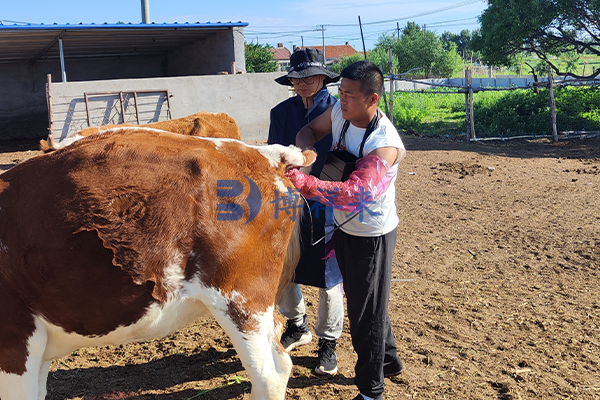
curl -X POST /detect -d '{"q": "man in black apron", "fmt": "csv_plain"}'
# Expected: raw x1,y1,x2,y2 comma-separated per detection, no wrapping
268,48,344,375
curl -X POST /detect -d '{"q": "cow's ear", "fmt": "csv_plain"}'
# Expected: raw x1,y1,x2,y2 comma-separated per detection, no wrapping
300,149,317,167
277,146,316,170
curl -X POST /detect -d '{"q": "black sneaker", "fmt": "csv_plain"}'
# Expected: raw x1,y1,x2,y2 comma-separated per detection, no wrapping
280,315,312,352
315,338,338,375
383,358,404,377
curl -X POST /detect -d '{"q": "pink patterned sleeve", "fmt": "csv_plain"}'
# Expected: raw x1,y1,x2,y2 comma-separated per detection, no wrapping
284,155,392,212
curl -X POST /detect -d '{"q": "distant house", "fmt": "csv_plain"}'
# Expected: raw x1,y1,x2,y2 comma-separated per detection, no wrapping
296,43,359,65
269,43,292,72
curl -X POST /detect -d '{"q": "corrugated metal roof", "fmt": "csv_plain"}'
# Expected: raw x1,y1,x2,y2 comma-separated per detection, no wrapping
0,22,248,63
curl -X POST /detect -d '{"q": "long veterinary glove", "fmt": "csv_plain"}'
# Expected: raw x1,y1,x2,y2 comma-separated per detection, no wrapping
285,154,392,212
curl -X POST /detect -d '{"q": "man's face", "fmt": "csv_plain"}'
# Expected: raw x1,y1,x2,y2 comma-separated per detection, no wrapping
338,78,370,123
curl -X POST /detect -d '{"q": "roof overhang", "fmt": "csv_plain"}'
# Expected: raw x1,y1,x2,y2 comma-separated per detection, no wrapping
0,22,248,64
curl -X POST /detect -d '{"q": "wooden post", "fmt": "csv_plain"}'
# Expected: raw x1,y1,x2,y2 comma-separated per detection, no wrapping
388,48,394,124
548,66,558,143
380,64,389,117
133,92,141,125
45,74,55,148
465,69,476,140
119,92,126,124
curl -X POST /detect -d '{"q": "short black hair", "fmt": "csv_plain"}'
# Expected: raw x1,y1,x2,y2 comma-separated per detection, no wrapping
340,60,384,101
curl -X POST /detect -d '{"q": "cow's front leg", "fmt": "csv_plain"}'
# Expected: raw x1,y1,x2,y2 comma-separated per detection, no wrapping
0,318,48,400
204,300,292,400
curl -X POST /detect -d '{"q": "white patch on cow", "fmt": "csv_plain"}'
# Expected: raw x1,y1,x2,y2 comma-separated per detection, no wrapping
56,127,179,149
56,133,85,148
250,144,306,169
187,137,307,170
36,276,231,362
2,273,291,400
184,278,292,399
235,306,292,399
199,137,241,149
39,282,210,362
162,252,185,300
273,176,288,193
100,126,174,136
0,317,48,400
0,239,8,253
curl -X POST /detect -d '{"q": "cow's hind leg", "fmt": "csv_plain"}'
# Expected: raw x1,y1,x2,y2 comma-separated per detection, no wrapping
0,318,48,400
210,305,292,400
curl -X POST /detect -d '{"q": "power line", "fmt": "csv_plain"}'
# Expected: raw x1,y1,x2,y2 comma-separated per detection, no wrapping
247,0,485,49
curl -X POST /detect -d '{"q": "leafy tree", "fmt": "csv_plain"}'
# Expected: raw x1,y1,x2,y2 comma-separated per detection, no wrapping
367,34,399,75
474,0,600,78
330,53,365,74
245,42,277,73
441,29,481,62
392,22,463,78
370,23,463,78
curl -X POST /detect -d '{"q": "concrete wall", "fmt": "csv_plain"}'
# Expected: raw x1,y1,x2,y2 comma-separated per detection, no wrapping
0,27,247,141
49,72,291,144
391,76,586,90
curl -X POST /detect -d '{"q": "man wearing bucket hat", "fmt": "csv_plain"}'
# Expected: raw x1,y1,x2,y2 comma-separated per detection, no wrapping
268,48,344,376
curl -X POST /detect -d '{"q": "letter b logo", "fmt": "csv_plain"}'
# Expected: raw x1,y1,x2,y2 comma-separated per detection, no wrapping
216,177,261,223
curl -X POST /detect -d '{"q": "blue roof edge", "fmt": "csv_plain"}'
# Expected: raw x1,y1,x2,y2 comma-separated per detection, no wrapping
0,21,249,29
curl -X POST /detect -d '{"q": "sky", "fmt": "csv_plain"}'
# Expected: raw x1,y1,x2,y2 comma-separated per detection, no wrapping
0,0,488,51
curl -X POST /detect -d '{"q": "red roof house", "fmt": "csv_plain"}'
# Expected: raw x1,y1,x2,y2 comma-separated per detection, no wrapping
299,43,359,63
269,43,292,72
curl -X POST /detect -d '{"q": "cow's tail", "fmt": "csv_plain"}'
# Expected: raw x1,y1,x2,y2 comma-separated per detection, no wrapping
274,147,315,303
276,214,302,303
39,133,57,153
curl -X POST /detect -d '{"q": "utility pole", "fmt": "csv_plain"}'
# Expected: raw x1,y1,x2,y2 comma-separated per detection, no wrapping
358,16,367,59
397,22,400,39
317,25,327,60
141,0,150,24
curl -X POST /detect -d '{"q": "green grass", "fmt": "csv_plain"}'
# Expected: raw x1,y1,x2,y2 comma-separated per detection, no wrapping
389,85,600,138
391,89,466,136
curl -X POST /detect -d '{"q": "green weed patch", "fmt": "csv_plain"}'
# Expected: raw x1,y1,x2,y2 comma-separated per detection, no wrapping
390,86,600,138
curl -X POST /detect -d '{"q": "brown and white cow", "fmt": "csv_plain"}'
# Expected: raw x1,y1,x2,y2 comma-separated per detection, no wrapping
0,127,315,400
41,111,241,151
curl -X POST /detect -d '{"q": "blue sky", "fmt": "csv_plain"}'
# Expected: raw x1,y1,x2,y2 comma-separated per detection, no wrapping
1,0,488,50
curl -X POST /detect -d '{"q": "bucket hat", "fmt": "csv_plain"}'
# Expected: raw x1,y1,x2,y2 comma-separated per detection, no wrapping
275,48,339,86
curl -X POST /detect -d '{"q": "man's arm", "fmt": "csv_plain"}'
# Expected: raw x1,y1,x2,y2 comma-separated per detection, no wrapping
368,146,405,166
296,105,334,149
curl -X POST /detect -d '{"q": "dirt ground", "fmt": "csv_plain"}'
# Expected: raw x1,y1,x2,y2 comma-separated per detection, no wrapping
1,134,599,400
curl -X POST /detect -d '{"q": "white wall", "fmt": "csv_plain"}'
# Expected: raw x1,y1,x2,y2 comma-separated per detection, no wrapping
49,72,291,144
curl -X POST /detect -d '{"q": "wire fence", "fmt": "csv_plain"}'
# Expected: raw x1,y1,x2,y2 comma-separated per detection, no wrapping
383,68,600,142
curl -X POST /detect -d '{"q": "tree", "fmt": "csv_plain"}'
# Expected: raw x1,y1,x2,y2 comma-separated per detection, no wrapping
474,0,600,78
441,29,481,62
385,22,463,78
245,42,278,73
330,53,365,74
367,34,399,75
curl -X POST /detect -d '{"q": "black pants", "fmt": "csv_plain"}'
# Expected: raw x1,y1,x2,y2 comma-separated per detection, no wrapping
334,228,400,398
